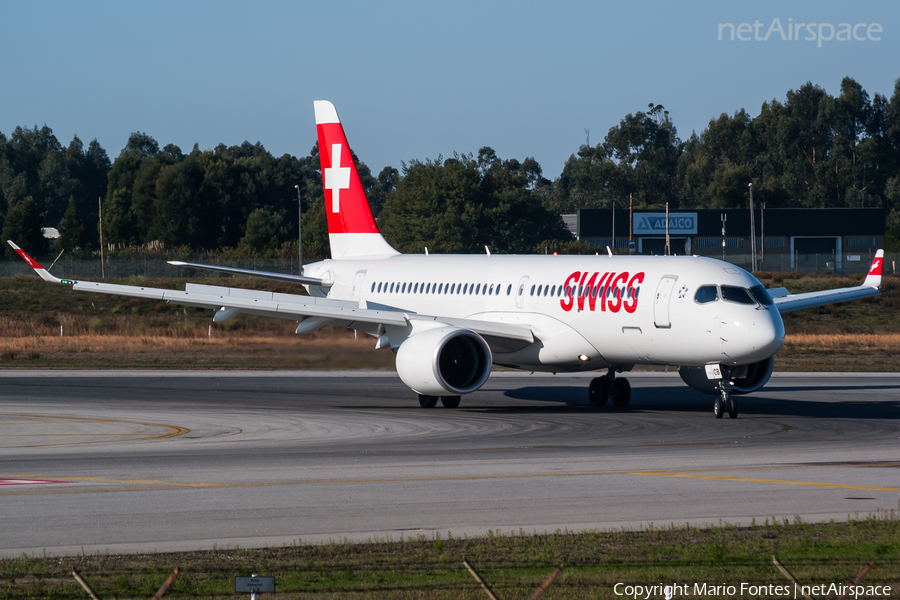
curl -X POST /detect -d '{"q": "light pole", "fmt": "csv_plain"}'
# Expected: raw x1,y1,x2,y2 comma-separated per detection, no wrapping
295,184,302,270
749,182,757,272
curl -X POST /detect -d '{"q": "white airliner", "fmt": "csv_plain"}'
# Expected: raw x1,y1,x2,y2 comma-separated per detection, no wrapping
9,100,885,418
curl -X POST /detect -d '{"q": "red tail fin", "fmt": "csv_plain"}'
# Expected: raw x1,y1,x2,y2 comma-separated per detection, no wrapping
314,101,398,259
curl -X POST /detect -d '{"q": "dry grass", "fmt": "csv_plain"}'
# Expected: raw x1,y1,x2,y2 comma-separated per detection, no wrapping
784,333,900,350
0,329,396,370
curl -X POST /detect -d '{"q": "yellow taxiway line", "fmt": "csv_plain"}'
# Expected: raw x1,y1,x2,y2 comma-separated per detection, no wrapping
2,462,899,496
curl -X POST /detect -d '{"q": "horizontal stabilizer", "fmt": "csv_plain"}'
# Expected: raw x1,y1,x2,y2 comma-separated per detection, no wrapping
168,261,325,286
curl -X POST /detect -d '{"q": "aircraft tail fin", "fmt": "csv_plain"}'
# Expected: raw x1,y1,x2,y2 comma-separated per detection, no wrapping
862,249,884,289
314,100,399,259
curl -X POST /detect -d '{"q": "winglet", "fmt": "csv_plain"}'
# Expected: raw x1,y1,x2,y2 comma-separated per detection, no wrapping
6,241,65,284
862,249,884,289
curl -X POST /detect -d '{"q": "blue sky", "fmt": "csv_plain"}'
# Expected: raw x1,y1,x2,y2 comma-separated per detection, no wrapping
2,0,897,179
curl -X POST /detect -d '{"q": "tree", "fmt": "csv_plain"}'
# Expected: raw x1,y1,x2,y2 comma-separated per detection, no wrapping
379,150,571,254
56,196,86,252
2,196,46,257
239,208,286,253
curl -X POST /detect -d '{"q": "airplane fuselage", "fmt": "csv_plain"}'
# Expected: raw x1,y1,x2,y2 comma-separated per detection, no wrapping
304,253,786,372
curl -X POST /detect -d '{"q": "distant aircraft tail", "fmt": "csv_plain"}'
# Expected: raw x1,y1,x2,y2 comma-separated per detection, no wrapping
862,249,884,289
314,100,399,259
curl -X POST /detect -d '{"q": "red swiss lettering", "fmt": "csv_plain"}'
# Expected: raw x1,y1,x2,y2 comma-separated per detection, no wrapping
560,271,580,312
623,272,645,313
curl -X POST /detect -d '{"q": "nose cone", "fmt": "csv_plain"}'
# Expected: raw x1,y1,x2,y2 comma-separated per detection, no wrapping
747,309,785,361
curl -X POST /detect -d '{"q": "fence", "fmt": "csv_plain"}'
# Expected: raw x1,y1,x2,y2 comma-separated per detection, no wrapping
0,252,897,279
0,256,305,279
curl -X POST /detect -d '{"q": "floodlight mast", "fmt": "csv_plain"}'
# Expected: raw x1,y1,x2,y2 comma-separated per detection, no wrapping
295,184,302,269
749,183,757,272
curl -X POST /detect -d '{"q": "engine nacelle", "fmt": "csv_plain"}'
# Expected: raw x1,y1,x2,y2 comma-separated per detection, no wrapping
395,326,492,396
678,356,775,396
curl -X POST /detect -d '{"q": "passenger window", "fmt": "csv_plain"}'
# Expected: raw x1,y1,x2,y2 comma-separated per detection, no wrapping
749,284,774,306
476,284,481,294
694,285,718,304
721,285,756,305
530,285,535,296
507,284,512,295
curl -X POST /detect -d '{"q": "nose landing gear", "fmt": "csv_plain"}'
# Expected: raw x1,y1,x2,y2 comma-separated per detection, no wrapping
714,385,738,419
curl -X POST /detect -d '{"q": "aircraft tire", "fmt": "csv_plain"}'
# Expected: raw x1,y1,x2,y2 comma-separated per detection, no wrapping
418,394,439,408
588,376,610,407
714,397,725,419
440,396,461,408
727,397,738,419
610,378,631,406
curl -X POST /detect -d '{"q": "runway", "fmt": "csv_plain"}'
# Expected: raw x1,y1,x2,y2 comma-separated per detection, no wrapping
1,371,899,557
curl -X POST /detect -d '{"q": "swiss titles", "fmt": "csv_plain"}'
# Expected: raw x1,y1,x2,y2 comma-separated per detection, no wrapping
560,271,645,314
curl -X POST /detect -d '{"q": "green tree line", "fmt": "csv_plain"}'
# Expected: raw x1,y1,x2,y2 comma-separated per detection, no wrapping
3,76,900,260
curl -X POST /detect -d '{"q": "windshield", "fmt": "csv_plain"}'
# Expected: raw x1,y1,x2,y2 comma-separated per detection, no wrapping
749,284,774,306
721,285,756,305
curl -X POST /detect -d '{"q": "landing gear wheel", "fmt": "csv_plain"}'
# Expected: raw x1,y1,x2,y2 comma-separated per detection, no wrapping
714,397,725,419
727,396,738,419
418,394,438,408
588,376,610,407
440,396,461,408
610,378,631,406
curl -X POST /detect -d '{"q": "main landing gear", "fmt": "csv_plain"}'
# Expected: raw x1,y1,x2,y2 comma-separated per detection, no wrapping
588,368,631,408
418,394,461,408
713,385,738,419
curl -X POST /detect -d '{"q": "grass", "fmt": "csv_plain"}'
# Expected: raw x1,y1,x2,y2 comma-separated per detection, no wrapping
0,273,897,371
1,517,898,599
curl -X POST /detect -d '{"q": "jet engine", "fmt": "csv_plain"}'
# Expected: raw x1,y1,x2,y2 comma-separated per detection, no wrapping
395,326,492,396
678,356,775,396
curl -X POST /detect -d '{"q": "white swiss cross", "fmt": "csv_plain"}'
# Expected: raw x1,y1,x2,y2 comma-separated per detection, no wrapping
324,143,351,213
870,259,882,274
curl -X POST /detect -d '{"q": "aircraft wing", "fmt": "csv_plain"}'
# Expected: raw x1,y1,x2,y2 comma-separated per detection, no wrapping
770,250,883,314
7,241,534,352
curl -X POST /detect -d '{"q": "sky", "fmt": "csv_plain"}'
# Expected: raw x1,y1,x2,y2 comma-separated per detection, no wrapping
2,0,898,180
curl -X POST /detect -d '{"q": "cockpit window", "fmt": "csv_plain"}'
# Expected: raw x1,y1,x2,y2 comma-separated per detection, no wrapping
694,285,718,304
721,285,756,305
749,284,774,306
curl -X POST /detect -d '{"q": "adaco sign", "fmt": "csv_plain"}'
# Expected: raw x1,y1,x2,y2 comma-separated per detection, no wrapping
634,213,697,235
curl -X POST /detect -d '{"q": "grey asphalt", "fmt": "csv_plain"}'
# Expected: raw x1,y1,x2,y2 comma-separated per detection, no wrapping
1,371,898,557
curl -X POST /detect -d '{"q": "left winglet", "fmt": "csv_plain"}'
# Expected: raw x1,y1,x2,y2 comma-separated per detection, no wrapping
6,241,67,284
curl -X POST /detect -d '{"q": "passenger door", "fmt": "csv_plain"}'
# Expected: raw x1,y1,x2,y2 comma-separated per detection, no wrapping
654,275,677,328
515,276,529,309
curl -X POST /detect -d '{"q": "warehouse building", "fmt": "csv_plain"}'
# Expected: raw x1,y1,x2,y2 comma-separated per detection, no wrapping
577,207,885,274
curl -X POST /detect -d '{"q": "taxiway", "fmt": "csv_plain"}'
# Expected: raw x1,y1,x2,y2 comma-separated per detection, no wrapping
1,371,898,556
